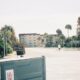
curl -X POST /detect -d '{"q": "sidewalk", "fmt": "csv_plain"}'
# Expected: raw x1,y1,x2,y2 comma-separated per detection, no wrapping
6,51,17,58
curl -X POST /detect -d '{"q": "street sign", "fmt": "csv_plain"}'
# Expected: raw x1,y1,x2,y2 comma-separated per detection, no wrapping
6,69,14,80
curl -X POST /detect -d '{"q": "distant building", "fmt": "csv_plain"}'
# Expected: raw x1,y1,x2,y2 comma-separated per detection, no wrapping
19,33,60,47
77,25,80,36
19,33,44,47
77,17,80,36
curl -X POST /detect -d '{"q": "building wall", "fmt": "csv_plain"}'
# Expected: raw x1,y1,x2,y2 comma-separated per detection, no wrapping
19,33,59,47
19,33,44,47
77,25,80,36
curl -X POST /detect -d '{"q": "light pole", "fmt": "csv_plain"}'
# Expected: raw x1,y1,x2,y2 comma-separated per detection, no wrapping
3,35,6,58
2,32,6,58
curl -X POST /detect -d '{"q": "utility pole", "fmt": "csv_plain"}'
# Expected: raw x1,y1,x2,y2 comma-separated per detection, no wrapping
3,32,7,58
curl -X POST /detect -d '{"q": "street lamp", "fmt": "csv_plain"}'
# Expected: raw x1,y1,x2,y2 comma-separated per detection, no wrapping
3,35,6,58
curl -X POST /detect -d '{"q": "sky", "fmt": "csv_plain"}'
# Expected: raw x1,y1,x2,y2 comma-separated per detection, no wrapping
0,0,80,38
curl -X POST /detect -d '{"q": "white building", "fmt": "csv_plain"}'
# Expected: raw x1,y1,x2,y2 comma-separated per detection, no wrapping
77,17,80,36
77,25,80,36
19,33,44,47
19,33,60,47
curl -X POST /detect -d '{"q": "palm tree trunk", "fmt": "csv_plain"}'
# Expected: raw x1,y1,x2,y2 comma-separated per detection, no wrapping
67,29,69,38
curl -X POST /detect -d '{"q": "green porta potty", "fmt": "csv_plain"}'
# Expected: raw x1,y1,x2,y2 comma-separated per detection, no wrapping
0,56,46,80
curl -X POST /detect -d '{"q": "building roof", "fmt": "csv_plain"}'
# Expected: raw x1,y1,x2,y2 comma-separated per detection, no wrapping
19,33,58,37
19,33,40,36
48,34,58,36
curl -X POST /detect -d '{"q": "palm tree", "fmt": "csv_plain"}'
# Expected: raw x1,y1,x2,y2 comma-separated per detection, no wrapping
65,24,72,38
60,35,65,47
56,29,62,36
56,29,63,46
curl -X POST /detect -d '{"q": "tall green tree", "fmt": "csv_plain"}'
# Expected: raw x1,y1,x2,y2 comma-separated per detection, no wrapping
56,29,63,46
1,25,18,48
0,25,17,57
65,24,72,38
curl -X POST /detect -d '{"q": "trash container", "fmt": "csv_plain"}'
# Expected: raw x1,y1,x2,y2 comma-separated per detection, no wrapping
0,56,46,80
16,49,25,56
14,45,25,56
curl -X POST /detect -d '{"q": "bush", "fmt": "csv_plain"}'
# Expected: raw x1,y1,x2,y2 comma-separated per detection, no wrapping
6,43,13,54
0,46,4,58
0,41,13,58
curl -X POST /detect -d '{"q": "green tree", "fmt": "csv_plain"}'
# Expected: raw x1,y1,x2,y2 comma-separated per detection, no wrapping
43,33,53,47
65,24,72,38
71,36,77,40
56,29,62,36
46,35,53,47
60,35,65,47
0,25,18,58
0,38,4,57
0,38,13,57
56,29,64,46
1,25,18,48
